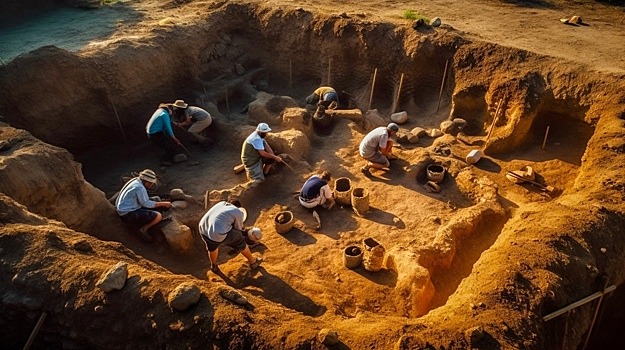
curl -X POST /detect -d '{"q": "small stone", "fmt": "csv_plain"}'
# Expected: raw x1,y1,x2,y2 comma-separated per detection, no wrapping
410,127,427,137
94,305,104,313
168,282,201,311
392,217,400,224
600,248,607,253
428,129,443,138
170,189,186,200
235,63,245,76
440,120,455,134
430,17,442,27
96,261,128,293
390,111,408,124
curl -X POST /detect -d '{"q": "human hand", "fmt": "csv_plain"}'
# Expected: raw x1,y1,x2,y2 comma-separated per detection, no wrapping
275,156,283,163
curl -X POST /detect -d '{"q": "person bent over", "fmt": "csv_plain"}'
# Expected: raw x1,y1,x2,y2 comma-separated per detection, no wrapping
115,169,172,242
299,171,335,210
171,100,214,145
359,123,399,174
240,123,283,183
306,86,338,107
146,103,186,166
199,199,263,273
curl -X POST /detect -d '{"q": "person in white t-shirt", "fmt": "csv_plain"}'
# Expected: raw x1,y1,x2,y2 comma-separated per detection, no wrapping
359,123,399,174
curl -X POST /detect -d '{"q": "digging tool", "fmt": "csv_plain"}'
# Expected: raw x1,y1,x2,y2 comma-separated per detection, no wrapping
282,160,297,174
505,171,555,193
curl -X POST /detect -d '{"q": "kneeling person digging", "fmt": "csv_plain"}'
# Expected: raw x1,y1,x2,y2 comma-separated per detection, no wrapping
299,171,335,228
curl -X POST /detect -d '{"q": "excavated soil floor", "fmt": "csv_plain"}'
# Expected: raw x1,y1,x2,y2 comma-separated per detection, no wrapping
1,1,625,349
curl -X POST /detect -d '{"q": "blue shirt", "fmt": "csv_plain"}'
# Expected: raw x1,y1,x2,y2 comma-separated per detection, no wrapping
146,108,174,137
199,201,244,242
115,178,157,216
300,175,327,200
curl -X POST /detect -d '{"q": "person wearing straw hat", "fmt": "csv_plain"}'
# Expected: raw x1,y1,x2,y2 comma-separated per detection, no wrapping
171,100,214,146
199,199,263,273
115,169,173,242
146,103,187,166
359,123,399,174
240,122,283,183
299,171,335,210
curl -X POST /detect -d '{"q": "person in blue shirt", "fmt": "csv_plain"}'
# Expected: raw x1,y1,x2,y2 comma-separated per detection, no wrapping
115,169,173,242
198,199,263,273
299,171,334,210
146,103,186,166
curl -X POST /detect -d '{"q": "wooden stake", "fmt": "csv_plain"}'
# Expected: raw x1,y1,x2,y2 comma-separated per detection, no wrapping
485,97,504,144
542,126,550,150
582,281,611,350
327,58,332,87
436,59,449,113
368,68,378,111
393,73,404,113
560,311,571,350
23,312,47,350
106,91,129,148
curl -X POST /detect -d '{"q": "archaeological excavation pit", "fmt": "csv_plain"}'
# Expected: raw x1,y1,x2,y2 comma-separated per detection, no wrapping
1,1,625,349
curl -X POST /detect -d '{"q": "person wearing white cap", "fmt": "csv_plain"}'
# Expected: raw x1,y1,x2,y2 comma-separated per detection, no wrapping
171,100,214,145
115,169,173,242
240,122,283,183
199,199,263,272
359,123,399,174
146,102,187,166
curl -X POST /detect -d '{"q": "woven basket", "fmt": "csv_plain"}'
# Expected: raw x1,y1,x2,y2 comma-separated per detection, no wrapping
363,237,385,272
274,211,294,234
343,245,363,269
334,177,352,206
351,187,369,214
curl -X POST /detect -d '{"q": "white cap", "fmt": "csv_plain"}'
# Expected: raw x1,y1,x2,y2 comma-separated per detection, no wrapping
256,123,271,133
247,227,262,242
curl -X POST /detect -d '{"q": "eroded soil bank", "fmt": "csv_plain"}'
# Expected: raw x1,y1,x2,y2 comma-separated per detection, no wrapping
1,1,625,349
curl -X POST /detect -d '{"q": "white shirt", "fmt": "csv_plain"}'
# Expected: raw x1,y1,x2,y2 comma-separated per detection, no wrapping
359,127,389,158
198,201,244,242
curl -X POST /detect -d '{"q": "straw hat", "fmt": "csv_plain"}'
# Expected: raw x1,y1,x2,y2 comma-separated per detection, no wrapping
172,100,188,108
138,169,157,184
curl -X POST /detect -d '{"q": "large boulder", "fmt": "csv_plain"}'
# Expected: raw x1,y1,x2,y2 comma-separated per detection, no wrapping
281,107,312,136
266,129,310,161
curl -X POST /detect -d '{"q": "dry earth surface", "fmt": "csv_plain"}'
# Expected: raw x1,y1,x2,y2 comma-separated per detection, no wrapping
1,0,625,349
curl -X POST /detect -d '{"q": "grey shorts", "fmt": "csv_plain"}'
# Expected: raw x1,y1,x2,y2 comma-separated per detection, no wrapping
201,228,246,253
364,151,389,167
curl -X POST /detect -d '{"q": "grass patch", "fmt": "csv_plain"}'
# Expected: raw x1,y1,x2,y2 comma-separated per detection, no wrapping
402,10,429,22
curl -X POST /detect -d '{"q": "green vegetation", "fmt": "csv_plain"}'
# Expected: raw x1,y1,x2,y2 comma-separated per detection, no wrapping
402,10,429,22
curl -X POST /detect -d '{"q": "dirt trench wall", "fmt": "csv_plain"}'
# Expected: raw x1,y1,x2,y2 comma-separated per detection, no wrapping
0,124,126,240
0,2,463,154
